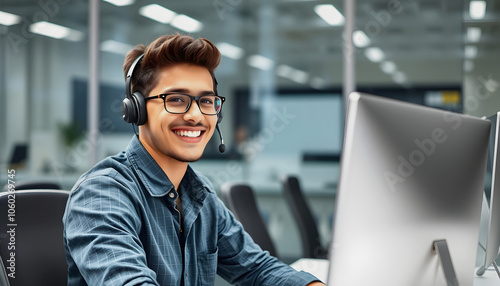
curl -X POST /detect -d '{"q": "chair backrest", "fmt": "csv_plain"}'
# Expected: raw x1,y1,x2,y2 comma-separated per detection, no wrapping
0,190,70,286
221,183,278,257
282,176,328,259
0,255,9,286
2,180,62,192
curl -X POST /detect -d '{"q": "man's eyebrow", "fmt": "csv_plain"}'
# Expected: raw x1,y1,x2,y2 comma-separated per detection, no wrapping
160,88,216,96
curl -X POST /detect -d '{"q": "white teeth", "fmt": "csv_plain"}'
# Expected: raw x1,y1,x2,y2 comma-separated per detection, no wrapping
175,130,201,137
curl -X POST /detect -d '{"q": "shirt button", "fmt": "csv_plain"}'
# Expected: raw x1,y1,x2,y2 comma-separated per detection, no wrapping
169,192,175,199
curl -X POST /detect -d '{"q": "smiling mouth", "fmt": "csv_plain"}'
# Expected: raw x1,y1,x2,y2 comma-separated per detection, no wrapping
174,130,202,138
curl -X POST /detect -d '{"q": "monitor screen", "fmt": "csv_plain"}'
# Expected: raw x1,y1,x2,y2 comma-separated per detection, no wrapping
477,111,500,276
327,92,490,285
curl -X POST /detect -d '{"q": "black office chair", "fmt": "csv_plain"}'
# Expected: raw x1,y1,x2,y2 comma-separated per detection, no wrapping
0,190,70,286
282,175,328,259
221,183,278,257
0,255,9,286
2,180,62,192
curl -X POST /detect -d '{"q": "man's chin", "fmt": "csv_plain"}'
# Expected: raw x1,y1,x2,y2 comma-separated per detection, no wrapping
171,152,204,163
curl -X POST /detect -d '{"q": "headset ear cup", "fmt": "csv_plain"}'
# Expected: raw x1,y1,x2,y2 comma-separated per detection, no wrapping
217,108,223,124
132,92,148,125
121,97,138,124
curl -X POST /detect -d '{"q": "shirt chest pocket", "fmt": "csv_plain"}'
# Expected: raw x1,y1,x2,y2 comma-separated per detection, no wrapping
197,247,218,285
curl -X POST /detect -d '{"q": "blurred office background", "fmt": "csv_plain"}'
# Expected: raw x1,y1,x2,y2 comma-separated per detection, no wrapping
0,0,499,269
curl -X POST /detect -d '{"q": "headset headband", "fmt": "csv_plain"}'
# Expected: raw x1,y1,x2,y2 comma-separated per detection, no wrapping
125,54,144,99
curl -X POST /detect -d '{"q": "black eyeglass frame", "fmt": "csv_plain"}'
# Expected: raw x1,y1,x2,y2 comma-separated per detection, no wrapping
144,93,226,115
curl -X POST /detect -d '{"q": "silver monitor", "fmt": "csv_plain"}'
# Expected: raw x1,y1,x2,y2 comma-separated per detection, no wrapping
477,111,500,277
327,92,490,285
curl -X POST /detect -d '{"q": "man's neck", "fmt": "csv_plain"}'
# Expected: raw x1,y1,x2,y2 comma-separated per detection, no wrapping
139,137,188,190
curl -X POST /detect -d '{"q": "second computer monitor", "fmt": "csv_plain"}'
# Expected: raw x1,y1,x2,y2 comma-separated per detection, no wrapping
327,92,490,285
477,111,500,276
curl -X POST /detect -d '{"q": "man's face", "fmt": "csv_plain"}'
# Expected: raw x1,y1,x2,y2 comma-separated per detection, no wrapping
140,63,217,163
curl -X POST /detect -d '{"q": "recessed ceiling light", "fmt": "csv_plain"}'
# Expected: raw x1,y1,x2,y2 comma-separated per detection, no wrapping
392,71,407,84
314,4,345,26
380,61,397,74
469,1,486,20
466,27,481,43
171,14,203,33
364,47,385,62
102,0,134,6
139,4,176,24
276,64,294,77
463,60,474,72
0,11,21,26
310,77,326,89
465,45,478,59
217,42,244,60
353,30,370,48
290,69,309,84
247,55,274,70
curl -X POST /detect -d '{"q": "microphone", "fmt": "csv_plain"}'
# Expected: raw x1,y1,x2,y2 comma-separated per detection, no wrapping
216,124,226,153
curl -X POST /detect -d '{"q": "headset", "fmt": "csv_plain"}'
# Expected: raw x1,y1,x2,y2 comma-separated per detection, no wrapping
121,54,225,152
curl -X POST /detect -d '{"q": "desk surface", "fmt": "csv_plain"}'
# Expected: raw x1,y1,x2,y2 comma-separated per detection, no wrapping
291,258,500,285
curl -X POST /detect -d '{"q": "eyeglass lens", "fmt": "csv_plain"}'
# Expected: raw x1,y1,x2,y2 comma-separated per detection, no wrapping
164,94,222,115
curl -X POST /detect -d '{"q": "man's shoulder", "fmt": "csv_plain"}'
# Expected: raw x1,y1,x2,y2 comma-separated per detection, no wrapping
72,151,137,192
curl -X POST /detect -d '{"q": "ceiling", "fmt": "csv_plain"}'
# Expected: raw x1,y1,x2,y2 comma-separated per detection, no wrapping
1,0,499,88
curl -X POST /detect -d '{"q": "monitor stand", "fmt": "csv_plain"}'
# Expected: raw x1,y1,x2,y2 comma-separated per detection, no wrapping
494,262,500,278
433,239,459,286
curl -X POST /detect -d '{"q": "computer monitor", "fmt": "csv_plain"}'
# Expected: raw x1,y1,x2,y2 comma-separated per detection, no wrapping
327,92,490,285
476,111,500,276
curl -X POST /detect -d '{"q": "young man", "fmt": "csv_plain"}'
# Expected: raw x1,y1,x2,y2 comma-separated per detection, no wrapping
63,34,325,285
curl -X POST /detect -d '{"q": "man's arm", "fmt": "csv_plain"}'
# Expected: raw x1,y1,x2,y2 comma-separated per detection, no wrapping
63,176,159,285
308,282,326,286
213,196,324,285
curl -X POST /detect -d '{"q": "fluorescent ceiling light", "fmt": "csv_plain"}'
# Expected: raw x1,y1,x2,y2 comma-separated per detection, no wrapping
364,47,385,62
310,77,326,89
217,42,244,60
102,0,134,6
392,71,407,84
470,1,486,19
171,14,203,33
276,64,309,84
314,4,345,26
276,64,294,77
247,55,274,70
352,30,370,48
465,45,478,58
380,61,397,74
101,40,134,55
0,11,21,26
139,4,176,24
29,21,83,41
463,60,474,72
466,27,481,42
290,69,309,84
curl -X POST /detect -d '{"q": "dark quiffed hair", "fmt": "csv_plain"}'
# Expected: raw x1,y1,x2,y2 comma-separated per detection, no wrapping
123,34,221,97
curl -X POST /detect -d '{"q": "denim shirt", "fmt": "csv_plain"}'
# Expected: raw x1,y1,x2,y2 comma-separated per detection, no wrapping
63,136,320,286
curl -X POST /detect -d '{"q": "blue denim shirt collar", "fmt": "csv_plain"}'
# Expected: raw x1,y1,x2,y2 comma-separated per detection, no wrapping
125,135,212,201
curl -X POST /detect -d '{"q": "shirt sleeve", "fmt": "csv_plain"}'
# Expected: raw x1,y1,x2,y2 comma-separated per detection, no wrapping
63,173,159,286
214,197,323,286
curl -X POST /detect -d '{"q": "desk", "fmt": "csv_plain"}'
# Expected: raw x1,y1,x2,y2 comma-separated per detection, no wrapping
291,258,500,285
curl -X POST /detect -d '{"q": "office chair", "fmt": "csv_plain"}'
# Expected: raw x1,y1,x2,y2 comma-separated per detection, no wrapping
2,180,62,192
282,175,328,259
220,183,278,257
0,190,70,286
0,254,9,286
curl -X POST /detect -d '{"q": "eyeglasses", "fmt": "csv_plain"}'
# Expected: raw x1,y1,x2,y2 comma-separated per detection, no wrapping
144,93,225,115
